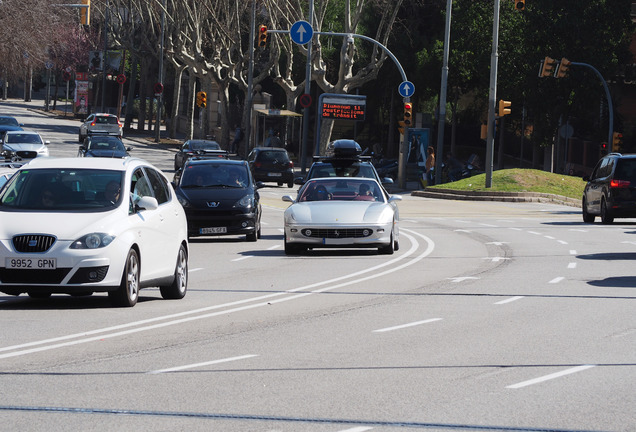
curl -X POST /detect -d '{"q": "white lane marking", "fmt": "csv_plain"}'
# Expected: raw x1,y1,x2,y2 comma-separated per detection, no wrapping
231,256,252,262
448,276,479,283
549,277,564,284
479,223,498,227
485,242,508,246
483,257,510,262
569,250,577,255
373,318,442,333
567,262,577,269
149,354,258,374
454,229,471,233
338,428,373,432
557,240,568,245
0,229,433,360
494,296,524,305
189,268,204,273
527,231,541,235
267,245,280,250
570,229,588,232
544,235,555,240
506,365,596,389
509,227,522,231
621,241,636,245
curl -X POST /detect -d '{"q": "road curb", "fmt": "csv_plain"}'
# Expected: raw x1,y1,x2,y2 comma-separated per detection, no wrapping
411,188,581,207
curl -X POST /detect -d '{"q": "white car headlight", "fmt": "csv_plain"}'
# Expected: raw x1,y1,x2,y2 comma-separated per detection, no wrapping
70,233,116,249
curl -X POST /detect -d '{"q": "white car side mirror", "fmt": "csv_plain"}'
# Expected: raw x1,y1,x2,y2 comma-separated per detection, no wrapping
136,196,159,211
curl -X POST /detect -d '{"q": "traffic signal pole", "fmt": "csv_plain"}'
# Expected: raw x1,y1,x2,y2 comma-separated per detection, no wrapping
485,0,500,189
435,0,452,183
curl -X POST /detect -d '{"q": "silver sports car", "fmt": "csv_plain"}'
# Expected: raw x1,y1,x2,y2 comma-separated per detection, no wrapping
282,177,401,255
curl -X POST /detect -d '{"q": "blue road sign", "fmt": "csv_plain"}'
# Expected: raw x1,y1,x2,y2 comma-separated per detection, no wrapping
398,81,415,98
290,20,313,45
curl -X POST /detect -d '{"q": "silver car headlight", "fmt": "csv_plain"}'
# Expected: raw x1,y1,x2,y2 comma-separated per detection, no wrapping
70,233,116,249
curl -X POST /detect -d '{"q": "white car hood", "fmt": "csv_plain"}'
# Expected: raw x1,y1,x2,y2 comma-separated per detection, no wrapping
0,209,122,241
287,201,391,224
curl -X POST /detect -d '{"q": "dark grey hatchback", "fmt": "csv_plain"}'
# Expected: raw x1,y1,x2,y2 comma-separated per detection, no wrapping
582,153,636,224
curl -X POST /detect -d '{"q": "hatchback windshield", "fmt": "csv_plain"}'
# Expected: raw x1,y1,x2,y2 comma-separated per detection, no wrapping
4,133,42,144
180,164,247,188
613,159,636,183
0,168,124,210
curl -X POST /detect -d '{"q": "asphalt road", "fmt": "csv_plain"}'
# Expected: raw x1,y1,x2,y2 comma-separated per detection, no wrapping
1,100,635,432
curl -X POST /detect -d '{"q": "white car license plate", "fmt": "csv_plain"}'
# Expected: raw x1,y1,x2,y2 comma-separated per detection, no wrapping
323,238,350,245
200,227,227,234
6,257,57,269
267,172,282,177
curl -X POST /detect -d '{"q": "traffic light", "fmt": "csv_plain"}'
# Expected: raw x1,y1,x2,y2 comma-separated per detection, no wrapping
480,122,487,140
555,58,571,78
613,132,623,152
80,0,90,26
403,102,413,127
398,120,405,135
514,0,525,11
258,25,268,48
540,56,556,77
498,100,512,117
600,142,608,156
199,91,207,108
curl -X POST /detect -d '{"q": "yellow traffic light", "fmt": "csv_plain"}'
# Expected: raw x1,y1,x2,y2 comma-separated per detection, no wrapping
540,56,556,77
480,122,487,140
196,91,202,108
498,100,512,117
514,0,525,11
403,102,413,127
200,91,207,108
613,132,623,152
556,58,571,78
258,25,268,48
80,0,90,26
398,120,405,135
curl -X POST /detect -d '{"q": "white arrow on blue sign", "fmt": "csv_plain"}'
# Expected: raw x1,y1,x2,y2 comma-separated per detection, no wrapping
290,20,313,45
398,81,415,98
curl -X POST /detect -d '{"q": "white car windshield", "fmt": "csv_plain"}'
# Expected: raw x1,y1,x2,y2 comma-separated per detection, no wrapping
5,133,42,144
0,168,124,210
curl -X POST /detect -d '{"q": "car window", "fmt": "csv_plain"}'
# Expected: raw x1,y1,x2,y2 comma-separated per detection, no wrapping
144,167,170,204
258,150,289,162
0,117,18,126
299,179,383,202
0,168,123,210
130,168,153,211
6,133,41,144
614,159,636,182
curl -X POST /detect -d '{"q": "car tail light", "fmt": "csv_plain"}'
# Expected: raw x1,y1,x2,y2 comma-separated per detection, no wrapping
90,121,96,126
288,161,294,168
254,162,262,168
610,179,630,188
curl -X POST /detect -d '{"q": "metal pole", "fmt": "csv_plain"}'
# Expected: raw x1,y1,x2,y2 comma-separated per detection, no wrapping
485,0,500,188
300,0,314,173
245,0,256,159
435,0,452,182
101,0,109,113
155,0,165,143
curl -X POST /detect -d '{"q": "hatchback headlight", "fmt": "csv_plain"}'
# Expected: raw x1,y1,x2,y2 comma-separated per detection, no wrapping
177,195,192,208
70,233,115,249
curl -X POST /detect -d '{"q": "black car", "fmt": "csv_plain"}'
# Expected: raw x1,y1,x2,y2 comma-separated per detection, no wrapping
582,152,636,224
247,147,294,188
297,139,393,186
0,115,23,141
78,136,131,158
173,159,262,241
174,139,224,170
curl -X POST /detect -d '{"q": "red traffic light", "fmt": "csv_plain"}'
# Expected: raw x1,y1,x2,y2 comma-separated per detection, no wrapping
258,25,268,48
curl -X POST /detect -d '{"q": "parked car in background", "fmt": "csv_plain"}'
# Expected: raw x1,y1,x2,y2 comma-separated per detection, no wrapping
0,162,21,189
0,115,23,140
1,130,49,162
173,158,262,241
78,135,131,158
247,147,294,188
282,177,401,255
174,139,225,170
582,152,636,224
78,113,123,142
0,157,189,307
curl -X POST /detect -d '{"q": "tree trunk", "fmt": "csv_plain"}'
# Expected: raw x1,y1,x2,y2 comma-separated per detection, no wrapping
124,54,138,132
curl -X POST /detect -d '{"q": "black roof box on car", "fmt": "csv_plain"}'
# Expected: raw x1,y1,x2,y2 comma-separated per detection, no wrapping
325,139,362,158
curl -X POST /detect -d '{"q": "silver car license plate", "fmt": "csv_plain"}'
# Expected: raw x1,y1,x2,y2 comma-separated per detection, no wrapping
200,227,227,234
6,257,57,269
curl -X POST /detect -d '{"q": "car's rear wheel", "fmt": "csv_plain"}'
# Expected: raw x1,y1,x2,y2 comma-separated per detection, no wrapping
160,244,188,300
287,181,294,188
600,198,614,224
109,248,139,307
582,198,595,223
78,133,84,143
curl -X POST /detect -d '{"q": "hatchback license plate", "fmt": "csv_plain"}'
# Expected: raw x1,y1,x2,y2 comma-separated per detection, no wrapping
267,172,282,177
200,227,227,234
6,257,57,269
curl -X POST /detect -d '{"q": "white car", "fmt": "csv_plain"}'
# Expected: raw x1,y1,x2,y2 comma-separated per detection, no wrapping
282,177,401,255
0,157,188,307
1,130,49,161
78,113,123,142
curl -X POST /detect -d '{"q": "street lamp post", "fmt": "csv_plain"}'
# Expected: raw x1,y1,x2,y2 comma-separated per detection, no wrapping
155,0,166,143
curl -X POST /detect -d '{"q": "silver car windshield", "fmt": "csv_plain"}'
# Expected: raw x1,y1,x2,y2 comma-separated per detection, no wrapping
0,168,124,211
